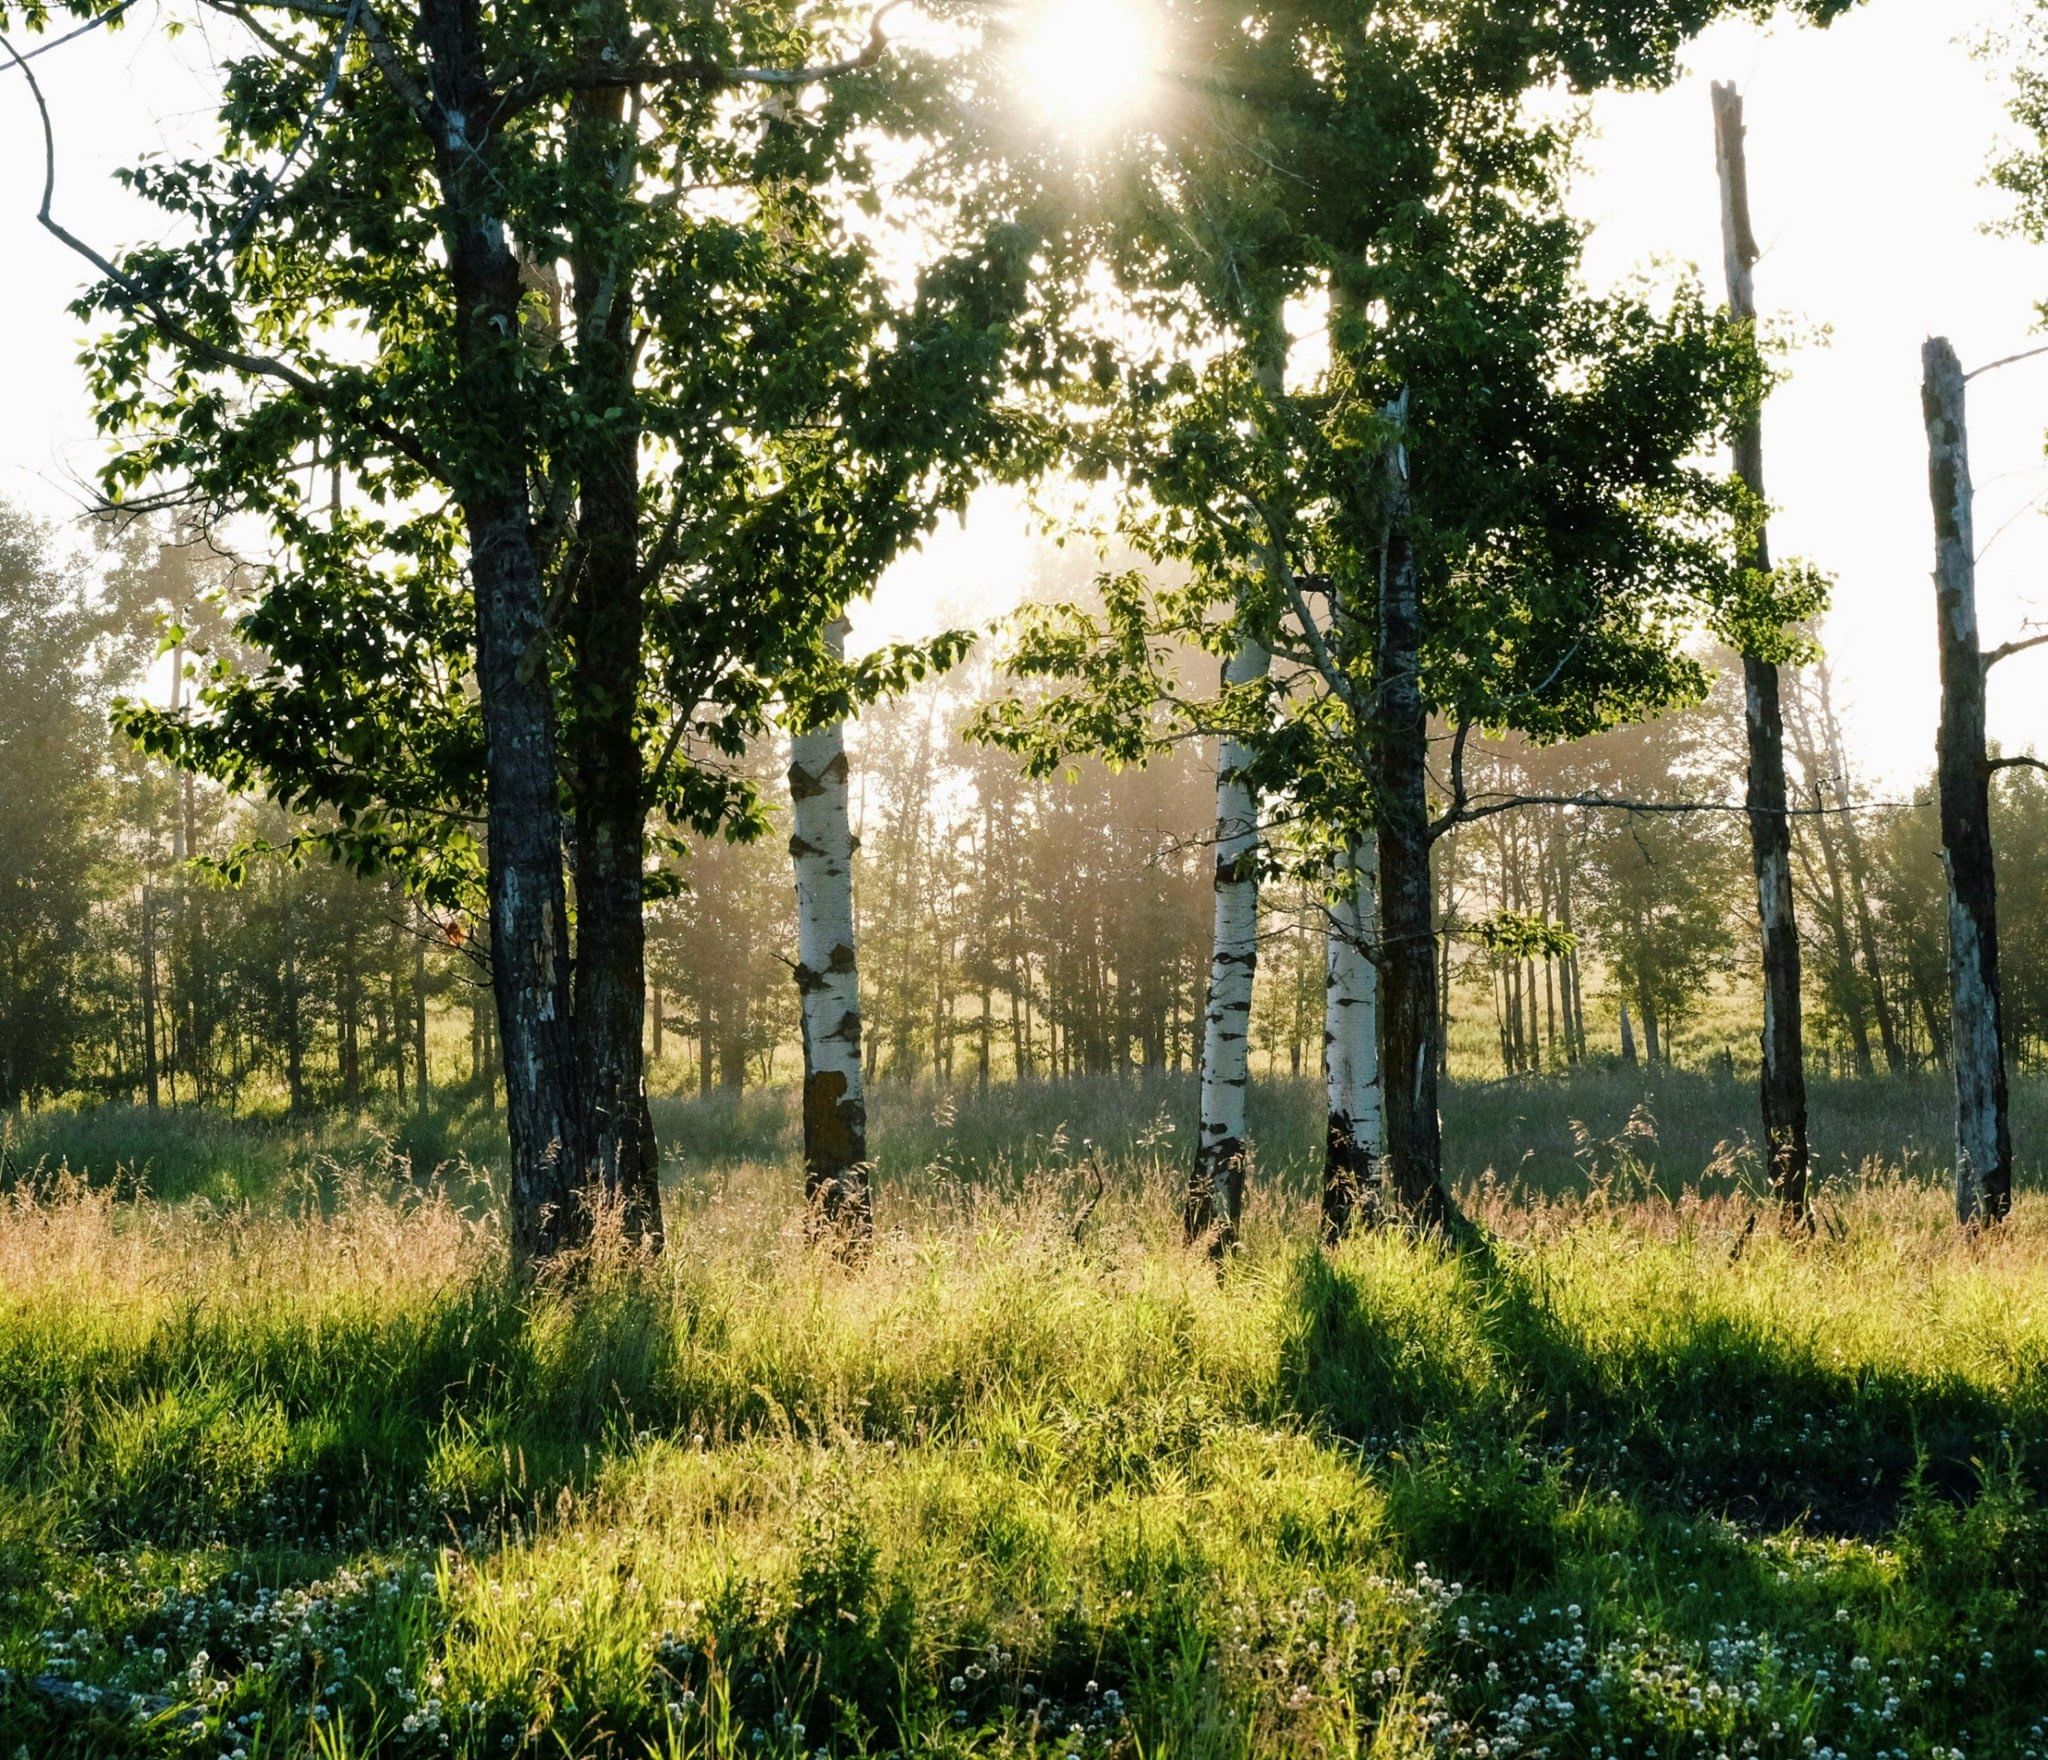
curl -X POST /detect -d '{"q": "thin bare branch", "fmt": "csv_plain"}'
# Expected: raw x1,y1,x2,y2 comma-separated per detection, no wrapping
1984,629,2048,670
1448,790,1909,830
1966,342,2048,383
0,25,442,481
0,0,142,74
1429,714,1474,839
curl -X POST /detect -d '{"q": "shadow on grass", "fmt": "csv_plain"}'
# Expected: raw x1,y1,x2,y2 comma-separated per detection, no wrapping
10,1230,2048,1757
1273,1241,2040,1551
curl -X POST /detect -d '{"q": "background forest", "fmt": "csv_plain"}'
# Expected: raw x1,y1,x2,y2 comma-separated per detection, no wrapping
7,512,2040,1124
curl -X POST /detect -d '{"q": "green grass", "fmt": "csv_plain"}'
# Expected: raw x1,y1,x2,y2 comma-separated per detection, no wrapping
634,1067,2044,1205
3,1075,2047,1756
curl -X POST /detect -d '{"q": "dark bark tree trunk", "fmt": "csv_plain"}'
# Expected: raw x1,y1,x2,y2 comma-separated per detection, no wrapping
720,1007,749,1091
422,0,585,1262
1436,863,1455,1085
1715,81,1811,1220
340,919,363,1107
566,82,663,1250
1374,412,1459,1235
1924,336,2013,1226
1808,779,1875,1076
389,969,408,1109
1638,976,1663,1068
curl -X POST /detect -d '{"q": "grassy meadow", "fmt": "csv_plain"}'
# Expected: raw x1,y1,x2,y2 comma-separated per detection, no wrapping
2,1071,2047,1757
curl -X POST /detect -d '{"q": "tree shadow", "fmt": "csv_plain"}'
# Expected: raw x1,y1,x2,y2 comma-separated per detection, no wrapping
1272,1240,2040,1547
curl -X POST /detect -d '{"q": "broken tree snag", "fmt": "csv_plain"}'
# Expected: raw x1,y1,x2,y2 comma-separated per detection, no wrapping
1924,337,2014,1227
1713,79,1812,1223
1187,628,1270,1254
1322,836,1383,1242
789,617,871,1245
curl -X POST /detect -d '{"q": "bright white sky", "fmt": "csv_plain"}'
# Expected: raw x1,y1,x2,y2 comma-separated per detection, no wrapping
2,0,2044,784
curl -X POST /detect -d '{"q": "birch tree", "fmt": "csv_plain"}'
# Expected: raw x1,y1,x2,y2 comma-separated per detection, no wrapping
788,617,869,1237
1185,629,1270,1248
1321,836,1382,1239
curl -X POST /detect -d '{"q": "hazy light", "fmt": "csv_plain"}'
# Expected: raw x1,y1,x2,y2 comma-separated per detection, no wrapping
1014,0,1160,135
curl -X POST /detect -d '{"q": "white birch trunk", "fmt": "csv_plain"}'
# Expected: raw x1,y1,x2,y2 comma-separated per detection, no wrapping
1186,631,1270,1248
1322,836,1382,1237
789,616,869,1236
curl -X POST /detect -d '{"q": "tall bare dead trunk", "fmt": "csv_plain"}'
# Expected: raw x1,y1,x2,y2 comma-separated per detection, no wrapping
790,616,871,1242
1923,336,2013,1226
1714,80,1811,1220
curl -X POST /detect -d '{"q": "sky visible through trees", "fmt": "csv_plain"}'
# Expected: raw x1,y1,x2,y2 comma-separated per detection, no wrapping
2,0,2043,787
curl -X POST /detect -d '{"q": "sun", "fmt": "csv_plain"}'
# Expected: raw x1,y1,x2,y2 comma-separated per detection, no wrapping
1014,0,1161,136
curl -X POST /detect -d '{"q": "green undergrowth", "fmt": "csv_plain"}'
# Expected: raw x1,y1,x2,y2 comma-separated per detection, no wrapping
12,1066,2044,1209
2,1106,2047,1756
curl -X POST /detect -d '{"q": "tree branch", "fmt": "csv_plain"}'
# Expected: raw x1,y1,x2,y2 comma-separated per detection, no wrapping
1985,630,2048,670
0,26,443,482
1429,715,1473,839
1448,791,1907,831
1966,342,2048,382
195,0,329,75
221,0,364,253
0,0,143,73
353,0,436,124
1989,754,2048,777
496,0,905,118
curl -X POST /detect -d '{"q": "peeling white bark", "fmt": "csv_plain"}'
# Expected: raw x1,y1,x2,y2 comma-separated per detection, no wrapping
1189,631,1270,1245
1323,836,1382,1229
789,617,869,1232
